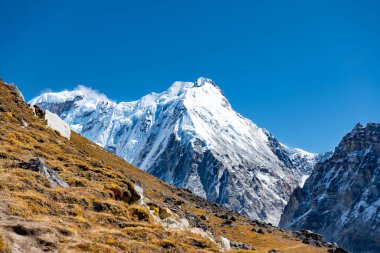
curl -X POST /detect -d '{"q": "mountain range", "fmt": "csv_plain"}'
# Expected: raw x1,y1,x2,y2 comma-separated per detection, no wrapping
29,78,380,252
30,77,319,225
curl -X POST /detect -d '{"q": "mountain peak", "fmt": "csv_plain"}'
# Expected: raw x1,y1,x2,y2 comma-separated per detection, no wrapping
195,77,214,87
31,79,317,225
29,85,112,106
336,122,380,155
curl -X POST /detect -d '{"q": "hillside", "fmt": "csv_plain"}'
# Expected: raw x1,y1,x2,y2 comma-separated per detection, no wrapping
0,82,334,252
30,78,318,225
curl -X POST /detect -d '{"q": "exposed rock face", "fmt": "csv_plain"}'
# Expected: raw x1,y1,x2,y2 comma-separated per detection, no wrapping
280,123,380,253
30,78,318,225
18,158,69,188
8,83,25,102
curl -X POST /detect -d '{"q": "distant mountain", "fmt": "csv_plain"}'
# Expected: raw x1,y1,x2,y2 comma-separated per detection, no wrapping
30,77,318,224
280,123,380,253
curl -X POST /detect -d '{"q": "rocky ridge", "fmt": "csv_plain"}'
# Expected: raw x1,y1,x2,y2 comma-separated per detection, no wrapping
280,123,380,253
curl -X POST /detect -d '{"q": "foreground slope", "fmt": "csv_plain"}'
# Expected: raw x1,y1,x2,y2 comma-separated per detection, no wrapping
280,123,380,253
31,78,317,224
0,82,328,252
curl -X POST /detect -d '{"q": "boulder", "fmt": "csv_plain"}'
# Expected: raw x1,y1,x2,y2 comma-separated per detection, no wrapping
18,158,68,188
219,237,231,250
199,215,208,221
257,228,265,234
221,220,235,227
44,110,71,139
328,247,349,253
159,207,172,219
110,183,141,205
230,241,254,250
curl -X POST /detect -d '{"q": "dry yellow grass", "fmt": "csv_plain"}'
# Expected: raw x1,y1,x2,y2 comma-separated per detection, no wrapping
0,82,328,252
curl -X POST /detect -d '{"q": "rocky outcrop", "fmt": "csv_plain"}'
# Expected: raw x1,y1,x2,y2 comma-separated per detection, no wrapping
280,123,380,253
18,158,69,188
109,184,141,205
44,110,71,139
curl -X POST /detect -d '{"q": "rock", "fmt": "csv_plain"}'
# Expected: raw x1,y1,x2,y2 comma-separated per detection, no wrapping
159,207,172,219
219,237,231,250
292,230,325,247
302,238,315,246
292,231,304,240
221,220,235,227
230,241,254,250
257,228,265,234
18,158,68,188
44,110,71,139
300,229,323,241
8,83,25,102
133,184,144,203
268,249,279,253
328,247,349,253
197,223,211,231
218,213,237,221
326,242,338,248
185,211,200,225
110,183,141,205
189,227,215,245
174,200,185,206
199,215,208,221
190,239,208,249
161,218,189,230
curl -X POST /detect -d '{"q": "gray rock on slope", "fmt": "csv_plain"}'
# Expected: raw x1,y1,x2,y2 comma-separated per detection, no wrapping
280,123,380,253
19,158,69,188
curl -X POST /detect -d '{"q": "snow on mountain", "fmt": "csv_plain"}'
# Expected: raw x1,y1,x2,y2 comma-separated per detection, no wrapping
280,123,380,253
30,77,317,225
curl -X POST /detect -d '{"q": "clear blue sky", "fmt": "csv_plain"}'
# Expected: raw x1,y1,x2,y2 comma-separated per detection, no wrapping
1,0,379,153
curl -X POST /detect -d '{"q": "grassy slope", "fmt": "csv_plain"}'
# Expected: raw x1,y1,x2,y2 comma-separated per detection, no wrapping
0,82,326,253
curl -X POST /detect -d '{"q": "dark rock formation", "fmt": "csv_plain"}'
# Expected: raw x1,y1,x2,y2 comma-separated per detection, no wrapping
280,123,380,253
18,158,68,188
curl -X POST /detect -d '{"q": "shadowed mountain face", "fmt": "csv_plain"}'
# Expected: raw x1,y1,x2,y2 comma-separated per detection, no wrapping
30,78,318,225
280,123,380,253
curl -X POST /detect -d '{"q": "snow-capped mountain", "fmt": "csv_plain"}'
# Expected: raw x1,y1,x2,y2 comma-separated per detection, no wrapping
280,123,380,253
30,77,317,224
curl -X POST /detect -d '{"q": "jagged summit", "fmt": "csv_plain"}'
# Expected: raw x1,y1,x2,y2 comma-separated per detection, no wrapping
336,122,380,155
280,122,380,253
31,78,318,225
